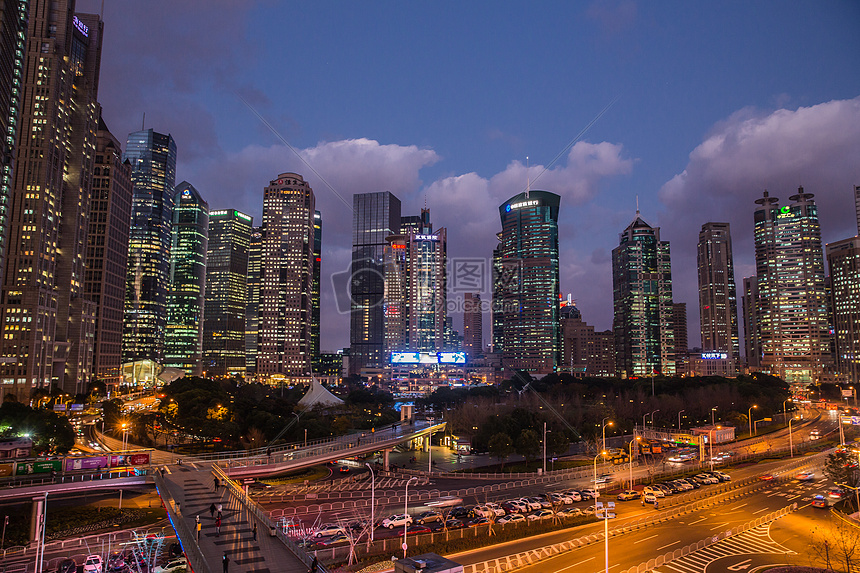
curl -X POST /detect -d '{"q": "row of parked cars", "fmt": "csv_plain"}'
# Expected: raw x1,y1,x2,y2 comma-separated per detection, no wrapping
615,470,731,504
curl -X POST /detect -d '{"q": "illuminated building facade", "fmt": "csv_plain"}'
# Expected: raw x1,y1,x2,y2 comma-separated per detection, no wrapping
164,182,208,374
496,191,561,374
561,305,616,378
122,129,177,365
673,302,689,375
612,211,675,378
86,117,132,391
257,173,315,378
697,222,739,370
311,210,321,372
826,236,860,387
0,6,102,398
350,191,401,375
203,209,252,378
244,226,262,375
463,293,483,357
753,188,830,385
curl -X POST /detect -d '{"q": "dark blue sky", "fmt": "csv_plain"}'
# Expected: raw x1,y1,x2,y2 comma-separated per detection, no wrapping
80,0,860,352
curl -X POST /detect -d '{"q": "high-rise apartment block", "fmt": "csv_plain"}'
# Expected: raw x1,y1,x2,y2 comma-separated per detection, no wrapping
753,189,830,385
495,191,561,374
311,210,321,372
855,185,860,235
612,211,675,378
463,293,483,357
560,305,615,378
697,222,739,370
827,236,860,388
0,5,103,398
122,129,177,366
350,191,401,375
257,173,315,378
244,226,262,375
672,302,688,375
742,276,761,368
203,209,251,378
164,183,208,375
85,117,132,391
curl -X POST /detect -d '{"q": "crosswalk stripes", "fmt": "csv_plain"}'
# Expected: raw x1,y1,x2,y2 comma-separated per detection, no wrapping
652,526,795,573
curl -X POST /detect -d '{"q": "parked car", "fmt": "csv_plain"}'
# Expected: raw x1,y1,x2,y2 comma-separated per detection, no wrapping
643,492,657,504
550,492,574,505
450,506,473,519
654,483,674,495
444,518,466,529
381,514,413,529
796,470,815,481
414,510,443,524
154,557,188,573
484,502,506,516
643,486,665,498
694,473,719,485
617,490,640,501
83,555,103,573
579,488,599,499
811,495,828,508
467,517,491,527
313,523,345,537
399,524,432,536
519,498,542,511
677,478,699,489
562,490,583,502
313,534,350,548
105,553,129,573
527,509,555,521
497,513,526,524
557,507,583,518
57,559,77,573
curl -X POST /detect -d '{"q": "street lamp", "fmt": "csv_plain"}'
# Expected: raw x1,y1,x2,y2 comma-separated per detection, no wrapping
601,419,613,453
542,422,550,474
403,476,418,558
595,499,614,573
710,406,718,427
649,409,660,428
594,451,607,497
748,405,757,438
628,436,641,488
121,422,129,452
783,399,792,423
788,416,798,457
365,463,375,544
707,426,721,471
677,410,685,430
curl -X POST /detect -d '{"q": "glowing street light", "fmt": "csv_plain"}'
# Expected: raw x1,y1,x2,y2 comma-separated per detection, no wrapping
601,418,613,453
748,405,757,437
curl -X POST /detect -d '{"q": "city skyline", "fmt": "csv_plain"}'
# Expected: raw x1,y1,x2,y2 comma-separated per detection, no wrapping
77,1,860,353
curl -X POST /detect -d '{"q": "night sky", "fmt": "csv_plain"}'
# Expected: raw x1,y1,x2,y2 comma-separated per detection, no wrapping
79,1,860,353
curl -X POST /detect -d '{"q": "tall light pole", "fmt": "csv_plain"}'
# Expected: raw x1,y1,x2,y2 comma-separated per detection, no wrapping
783,399,792,423
365,463,376,543
649,409,660,428
677,410,685,430
707,427,720,471
628,436,640,488
403,476,418,558
601,419,613,453
788,417,797,457
542,422,548,474
121,422,129,452
748,405,757,438
594,451,606,498
710,406,718,428
1,514,8,552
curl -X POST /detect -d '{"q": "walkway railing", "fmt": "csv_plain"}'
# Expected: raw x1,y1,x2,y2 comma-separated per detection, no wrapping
153,471,211,573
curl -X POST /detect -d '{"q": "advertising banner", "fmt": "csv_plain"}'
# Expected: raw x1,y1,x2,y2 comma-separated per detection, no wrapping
15,459,62,475
64,455,108,472
109,452,151,467
0,463,13,477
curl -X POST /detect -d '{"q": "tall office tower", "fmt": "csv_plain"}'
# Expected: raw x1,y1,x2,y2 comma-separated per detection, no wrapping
258,173,315,378
672,302,688,375
697,222,740,369
164,183,208,375
0,0,28,290
855,185,860,235
612,210,675,378
244,227,262,376
491,244,504,353
827,236,860,387
383,210,447,354
122,129,177,365
754,188,830,385
561,307,616,378
401,209,430,235
310,210,321,372
463,293,483,357
443,316,460,351
85,117,132,392
202,209,251,378
742,276,761,368
0,5,103,399
350,191,401,375
496,191,561,374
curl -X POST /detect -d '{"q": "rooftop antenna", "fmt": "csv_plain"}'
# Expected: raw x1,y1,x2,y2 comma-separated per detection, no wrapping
141,112,145,131
636,194,640,217
100,0,105,18
526,156,530,199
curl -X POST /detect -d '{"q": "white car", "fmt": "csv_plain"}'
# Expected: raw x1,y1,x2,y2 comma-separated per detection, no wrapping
643,492,657,504
550,492,574,504
83,555,103,573
562,490,582,502
484,502,506,516
154,557,188,573
313,523,345,537
643,486,665,498
497,513,526,524
580,488,599,499
519,498,542,511
557,507,583,517
473,505,495,518
796,470,815,482
505,500,528,512
381,514,413,529
695,473,719,484
527,509,555,521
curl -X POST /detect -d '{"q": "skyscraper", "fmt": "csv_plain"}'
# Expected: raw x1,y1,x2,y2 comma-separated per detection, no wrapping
382,210,447,355
0,0,28,290
311,210,321,372
203,209,252,378
697,222,740,369
826,236,860,388
244,227,262,376
561,306,616,378
742,276,761,368
672,302,688,375
122,129,177,366
463,293,483,357
257,173,315,378
85,117,133,392
753,188,830,385
350,191,401,375
496,191,561,374
0,5,103,399
164,183,208,375
855,185,860,235
491,244,504,353
612,210,675,378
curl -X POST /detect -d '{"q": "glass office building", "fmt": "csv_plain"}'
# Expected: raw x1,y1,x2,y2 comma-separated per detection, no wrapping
827,236,860,387
697,222,739,370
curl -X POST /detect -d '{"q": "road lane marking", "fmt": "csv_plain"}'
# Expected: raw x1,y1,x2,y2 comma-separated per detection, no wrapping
558,557,594,572
788,494,801,500
688,516,706,525
752,507,769,514
634,534,658,544
727,503,748,510
656,540,680,551
710,522,729,530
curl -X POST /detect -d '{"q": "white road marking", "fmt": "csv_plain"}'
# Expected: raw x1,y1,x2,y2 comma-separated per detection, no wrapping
634,534,658,544
656,540,680,551
688,516,706,525
752,507,769,514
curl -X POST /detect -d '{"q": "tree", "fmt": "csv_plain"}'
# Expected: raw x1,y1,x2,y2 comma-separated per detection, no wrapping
547,430,571,459
488,432,513,470
515,429,540,469
824,449,860,509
